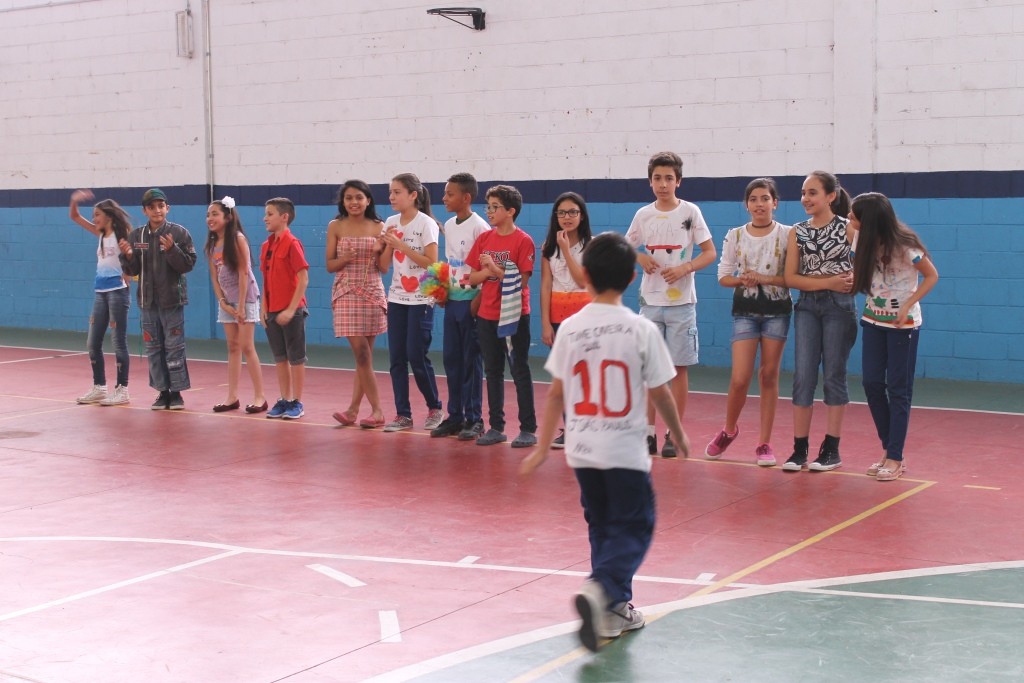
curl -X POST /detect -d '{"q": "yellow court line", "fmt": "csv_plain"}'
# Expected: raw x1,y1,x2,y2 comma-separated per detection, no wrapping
0,404,80,422
964,485,1001,490
509,478,936,683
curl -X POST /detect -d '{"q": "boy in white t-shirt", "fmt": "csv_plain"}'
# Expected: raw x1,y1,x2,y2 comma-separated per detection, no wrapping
625,151,716,457
520,232,690,653
432,172,491,440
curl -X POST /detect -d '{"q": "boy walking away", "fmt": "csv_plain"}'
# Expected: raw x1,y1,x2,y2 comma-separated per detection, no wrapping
260,198,310,420
433,172,491,440
520,232,690,653
118,188,197,410
466,185,537,448
625,151,716,457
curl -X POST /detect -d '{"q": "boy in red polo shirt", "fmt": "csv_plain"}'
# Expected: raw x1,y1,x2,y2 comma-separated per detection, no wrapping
260,197,310,419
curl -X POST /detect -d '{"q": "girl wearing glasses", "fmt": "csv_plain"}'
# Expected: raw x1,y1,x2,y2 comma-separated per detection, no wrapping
540,192,594,448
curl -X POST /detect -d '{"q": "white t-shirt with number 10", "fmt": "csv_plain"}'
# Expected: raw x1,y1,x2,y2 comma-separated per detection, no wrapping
545,302,677,473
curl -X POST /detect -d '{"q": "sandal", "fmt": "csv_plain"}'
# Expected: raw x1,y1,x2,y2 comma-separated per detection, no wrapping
868,459,907,477
359,415,386,429
333,410,357,426
876,462,905,482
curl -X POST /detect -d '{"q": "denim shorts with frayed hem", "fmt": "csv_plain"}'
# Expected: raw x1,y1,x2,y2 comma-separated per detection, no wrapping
732,314,790,343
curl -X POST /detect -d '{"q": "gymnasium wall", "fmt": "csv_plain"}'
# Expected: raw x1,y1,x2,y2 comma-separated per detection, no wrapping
0,0,1022,383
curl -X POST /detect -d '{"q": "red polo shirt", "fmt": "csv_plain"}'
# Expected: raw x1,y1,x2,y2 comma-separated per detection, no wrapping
260,229,309,313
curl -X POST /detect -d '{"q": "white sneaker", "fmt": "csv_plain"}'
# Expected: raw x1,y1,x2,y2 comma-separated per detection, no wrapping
573,579,608,653
77,385,107,404
603,602,645,638
424,408,444,431
100,385,130,406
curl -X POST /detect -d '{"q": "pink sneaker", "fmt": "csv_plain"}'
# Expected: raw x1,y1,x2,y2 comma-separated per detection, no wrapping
755,443,776,467
705,428,738,459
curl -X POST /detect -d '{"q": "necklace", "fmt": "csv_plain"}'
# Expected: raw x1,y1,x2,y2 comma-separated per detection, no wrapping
750,221,774,229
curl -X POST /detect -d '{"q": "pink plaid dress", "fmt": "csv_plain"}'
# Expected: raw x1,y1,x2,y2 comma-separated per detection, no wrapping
332,236,387,337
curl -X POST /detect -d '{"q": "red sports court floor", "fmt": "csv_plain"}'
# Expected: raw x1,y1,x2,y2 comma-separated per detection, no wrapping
1,338,1022,682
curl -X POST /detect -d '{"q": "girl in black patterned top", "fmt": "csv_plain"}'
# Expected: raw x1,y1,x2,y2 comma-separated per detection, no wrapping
782,171,857,473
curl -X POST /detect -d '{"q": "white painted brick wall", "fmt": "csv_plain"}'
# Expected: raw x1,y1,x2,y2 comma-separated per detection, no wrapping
0,0,1021,189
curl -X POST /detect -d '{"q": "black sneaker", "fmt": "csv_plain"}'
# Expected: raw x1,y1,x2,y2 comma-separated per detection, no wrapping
781,451,808,472
809,444,842,471
551,430,565,449
661,432,677,459
457,420,485,441
151,390,170,410
167,391,185,410
647,434,657,456
430,417,464,438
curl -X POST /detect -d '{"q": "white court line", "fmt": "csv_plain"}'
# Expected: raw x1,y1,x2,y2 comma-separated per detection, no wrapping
0,550,242,623
379,610,402,643
696,572,716,583
1,343,1021,416
458,556,481,564
796,587,1024,609
0,352,85,365
307,563,366,587
0,537,743,588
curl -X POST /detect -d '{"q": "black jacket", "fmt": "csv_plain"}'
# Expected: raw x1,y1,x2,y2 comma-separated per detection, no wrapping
119,221,197,308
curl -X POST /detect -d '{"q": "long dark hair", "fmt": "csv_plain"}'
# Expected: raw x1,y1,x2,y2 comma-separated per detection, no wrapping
95,199,133,242
850,192,928,295
542,192,592,259
807,170,851,218
336,179,381,222
204,200,248,272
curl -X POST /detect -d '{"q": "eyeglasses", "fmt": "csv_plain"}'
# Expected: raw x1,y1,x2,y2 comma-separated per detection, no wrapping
485,204,505,213
556,209,581,218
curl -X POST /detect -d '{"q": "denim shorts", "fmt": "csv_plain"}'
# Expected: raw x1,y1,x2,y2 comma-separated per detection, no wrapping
640,303,698,366
217,301,261,324
732,315,790,343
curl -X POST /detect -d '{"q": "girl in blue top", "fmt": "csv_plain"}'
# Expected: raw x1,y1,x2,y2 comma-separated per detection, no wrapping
70,189,134,406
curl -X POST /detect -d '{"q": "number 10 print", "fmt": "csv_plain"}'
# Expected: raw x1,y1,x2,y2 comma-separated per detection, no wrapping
572,359,632,417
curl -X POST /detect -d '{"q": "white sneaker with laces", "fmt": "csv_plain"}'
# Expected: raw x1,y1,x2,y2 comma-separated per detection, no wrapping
383,416,414,432
77,385,107,404
100,385,130,406
424,408,444,431
603,602,645,638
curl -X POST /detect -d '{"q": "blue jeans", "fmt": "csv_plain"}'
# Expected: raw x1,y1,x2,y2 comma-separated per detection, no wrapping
442,299,483,423
87,288,130,387
476,314,536,433
387,303,441,419
861,322,920,461
792,291,857,407
140,305,190,392
575,468,655,608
